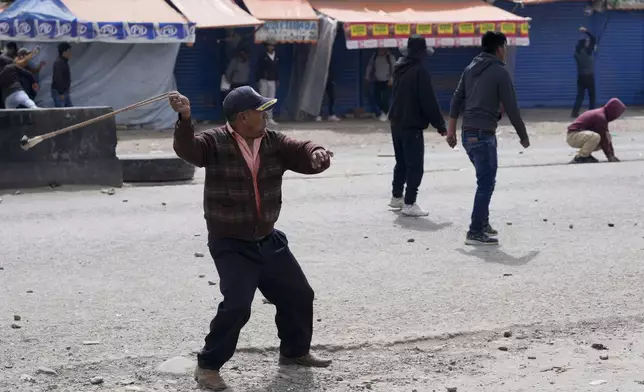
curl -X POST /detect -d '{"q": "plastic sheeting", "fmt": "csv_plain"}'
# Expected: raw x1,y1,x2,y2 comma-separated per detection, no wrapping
294,15,337,117
20,41,179,129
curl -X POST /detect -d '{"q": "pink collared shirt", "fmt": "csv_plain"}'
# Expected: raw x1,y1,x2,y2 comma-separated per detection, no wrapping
226,123,264,215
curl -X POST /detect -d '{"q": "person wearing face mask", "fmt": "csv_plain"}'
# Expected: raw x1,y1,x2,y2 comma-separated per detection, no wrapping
572,26,597,118
170,86,333,391
447,31,530,246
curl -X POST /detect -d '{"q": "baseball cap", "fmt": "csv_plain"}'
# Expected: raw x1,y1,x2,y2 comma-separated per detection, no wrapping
222,86,277,121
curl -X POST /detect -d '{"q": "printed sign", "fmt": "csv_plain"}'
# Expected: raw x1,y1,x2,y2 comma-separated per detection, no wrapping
500,22,516,35
416,24,432,35
458,23,475,35
394,24,411,36
255,20,318,43
372,24,389,36
437,24,453,35
520,22,529,35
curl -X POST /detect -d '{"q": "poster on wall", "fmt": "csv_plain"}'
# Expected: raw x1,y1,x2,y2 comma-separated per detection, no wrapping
254,20,318,43
343,21,529,50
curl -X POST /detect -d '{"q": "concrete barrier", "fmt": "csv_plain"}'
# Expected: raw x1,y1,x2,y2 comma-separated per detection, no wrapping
0,108,122,189
120,153,195,183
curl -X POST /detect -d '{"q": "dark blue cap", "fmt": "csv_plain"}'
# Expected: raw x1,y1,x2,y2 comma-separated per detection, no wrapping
222,86,277,121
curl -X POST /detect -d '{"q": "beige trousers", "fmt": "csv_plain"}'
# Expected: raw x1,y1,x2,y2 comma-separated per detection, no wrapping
567,131,601,157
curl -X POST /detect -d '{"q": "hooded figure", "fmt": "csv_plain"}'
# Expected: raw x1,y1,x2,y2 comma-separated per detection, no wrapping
572,27,597,117
386,34,446,218
567,97,625,163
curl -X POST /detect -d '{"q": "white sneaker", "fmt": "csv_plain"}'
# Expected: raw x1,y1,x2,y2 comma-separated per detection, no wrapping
329,115,340,122
315,116,323,122
379,113,388,122
401,204,429,217
388,197,404,210
267,119,278,126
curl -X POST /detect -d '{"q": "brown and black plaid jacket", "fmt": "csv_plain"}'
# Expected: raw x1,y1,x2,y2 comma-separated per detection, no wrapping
174,119,329,240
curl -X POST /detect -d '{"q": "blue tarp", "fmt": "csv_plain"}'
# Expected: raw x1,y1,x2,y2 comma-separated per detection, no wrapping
0,0,196,43
0,0,77,41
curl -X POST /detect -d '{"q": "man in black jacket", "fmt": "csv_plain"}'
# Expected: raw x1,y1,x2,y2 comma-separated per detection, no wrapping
572,26,596,117
447,31,529,246
52,42,72,107
388,35,446,217
256,39,279,126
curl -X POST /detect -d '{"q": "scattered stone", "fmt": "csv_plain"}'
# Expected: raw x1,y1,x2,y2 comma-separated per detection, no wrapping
119,379,135,385
82,341,101,346
503,331,512,338
122,199,128,203
498,346,509,351
589,380,607,386
591,343,608,350
26,290,33,293
599,355,609,360
0,267,3,270
543,218,548,222
156,356,195,375
13,315,21,321
447,388,458,392
5,364,13,368
90,376,104,385
519,151,524,154
317,318,322,322
194,233,201,237
407,238,415,243
194,252,205,258
363,236,368,239
336,376,344,381
36,367,57,376
635,380,644,385
607,223,614,227
14,190,21,195
100,188,116,195
528,356,537,360
569,224,574,229
19,374,35,383
208,280,217,286
503,273,513,277
198,274,205,278
506,222,513,226
11,323,21,329
161,202,167,206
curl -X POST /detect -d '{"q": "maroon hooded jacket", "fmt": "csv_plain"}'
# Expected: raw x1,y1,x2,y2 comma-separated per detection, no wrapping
568,98,626,158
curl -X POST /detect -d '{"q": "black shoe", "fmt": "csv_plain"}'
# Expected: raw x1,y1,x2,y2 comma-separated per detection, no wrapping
465,232,499,246
484,223,498,237
570,155,598,164
586,154,599,163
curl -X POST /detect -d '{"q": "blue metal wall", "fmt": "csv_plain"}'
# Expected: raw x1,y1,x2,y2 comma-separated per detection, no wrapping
330,31,361,116
425,47,481,111
174,29,224,121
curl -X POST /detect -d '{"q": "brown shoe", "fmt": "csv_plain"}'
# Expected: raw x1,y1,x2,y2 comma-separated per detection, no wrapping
278,353,332,368
194,366,229,391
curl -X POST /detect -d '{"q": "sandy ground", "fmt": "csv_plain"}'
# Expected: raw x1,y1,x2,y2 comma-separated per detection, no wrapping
2,110,644,391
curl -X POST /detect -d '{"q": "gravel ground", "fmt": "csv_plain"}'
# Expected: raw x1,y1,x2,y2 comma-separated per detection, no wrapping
2,111,644,391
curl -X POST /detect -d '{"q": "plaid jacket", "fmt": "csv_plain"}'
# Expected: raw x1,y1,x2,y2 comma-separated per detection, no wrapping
174,120,329,240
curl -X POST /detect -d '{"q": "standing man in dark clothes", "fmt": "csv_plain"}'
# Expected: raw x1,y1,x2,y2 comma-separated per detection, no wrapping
170,86,333,391
256,39,279,126
572,26,597,117
52,42,72,107
387,35,446,218
365,48,395,122
447,31,530,246
567,97,625,163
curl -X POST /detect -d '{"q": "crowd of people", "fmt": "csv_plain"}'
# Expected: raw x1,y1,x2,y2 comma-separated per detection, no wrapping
0,41,73,109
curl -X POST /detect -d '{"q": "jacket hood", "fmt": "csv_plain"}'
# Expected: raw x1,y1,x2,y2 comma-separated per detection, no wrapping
467,52,504,77
394,34,429,77
604,98,626,122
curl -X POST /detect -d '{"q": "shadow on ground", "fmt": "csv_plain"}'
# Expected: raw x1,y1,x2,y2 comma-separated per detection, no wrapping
456,248,540,266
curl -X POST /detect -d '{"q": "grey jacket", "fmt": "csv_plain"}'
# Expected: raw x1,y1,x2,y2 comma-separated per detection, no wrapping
449,52,528,142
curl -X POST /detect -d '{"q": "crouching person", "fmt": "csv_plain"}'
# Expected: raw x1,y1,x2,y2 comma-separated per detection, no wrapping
567,97,625,163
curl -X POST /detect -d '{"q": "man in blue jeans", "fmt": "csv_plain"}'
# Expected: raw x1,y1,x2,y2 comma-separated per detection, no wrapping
446,32,530,246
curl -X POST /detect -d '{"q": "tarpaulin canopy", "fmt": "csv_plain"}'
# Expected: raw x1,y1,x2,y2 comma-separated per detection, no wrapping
0,0,78,42
62,0,195,43
310,0,531,49
167,0,261,29
242,0,319,43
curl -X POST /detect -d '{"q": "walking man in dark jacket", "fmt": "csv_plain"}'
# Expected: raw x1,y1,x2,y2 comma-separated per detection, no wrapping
52,42,72,107
572,26,597,117
256,39,279,126
171,86,333,391
447,31,530,246
387,35,446,217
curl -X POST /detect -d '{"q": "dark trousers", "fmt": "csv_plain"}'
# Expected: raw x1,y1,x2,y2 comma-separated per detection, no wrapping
572,74,596,116
198,229,314,371
324,81,336,116
372,81,391,115
52,89,72,107
391,126,425,205
462,130,498,234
